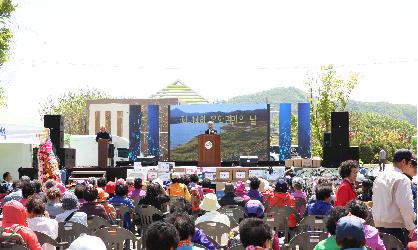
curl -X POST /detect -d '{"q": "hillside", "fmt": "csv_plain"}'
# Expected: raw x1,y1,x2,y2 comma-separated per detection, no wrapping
226,87,417,126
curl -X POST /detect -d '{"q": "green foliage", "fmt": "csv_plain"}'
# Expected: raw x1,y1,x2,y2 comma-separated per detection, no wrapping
0,0,15,107
228,87,307,104
306,65,359,157
350,112,416,163
38,88,111,135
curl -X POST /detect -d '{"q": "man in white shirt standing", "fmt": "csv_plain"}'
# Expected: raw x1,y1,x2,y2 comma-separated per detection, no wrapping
379,148,386,171
372,149,416,246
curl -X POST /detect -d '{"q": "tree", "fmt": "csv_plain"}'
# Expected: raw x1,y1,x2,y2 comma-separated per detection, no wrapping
0,0,16,107
305,64,359,157
39,88,111,135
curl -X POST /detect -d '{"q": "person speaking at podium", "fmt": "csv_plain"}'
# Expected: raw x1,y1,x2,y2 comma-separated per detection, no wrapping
205,121,217,134
96,126,112,142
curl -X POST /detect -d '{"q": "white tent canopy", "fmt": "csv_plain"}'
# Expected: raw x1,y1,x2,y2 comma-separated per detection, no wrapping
0,108,44,144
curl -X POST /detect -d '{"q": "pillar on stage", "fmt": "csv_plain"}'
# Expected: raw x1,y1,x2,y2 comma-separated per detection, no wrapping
298,103,311,158
148,105,160,158
129,105,141,161
279,103,292,161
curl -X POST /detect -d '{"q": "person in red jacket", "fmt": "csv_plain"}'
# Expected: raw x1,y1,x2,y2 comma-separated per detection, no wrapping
1,200,42,250
334,160,359,207
267,178,297,228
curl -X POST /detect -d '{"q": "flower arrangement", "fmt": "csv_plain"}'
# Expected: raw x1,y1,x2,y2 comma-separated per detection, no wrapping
38,139,61,184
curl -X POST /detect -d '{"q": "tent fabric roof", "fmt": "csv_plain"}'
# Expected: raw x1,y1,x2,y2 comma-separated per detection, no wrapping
150,80,209,104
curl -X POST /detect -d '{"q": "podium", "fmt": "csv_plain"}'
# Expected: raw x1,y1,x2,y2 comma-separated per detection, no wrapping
98,139,109,168
198,134,221,167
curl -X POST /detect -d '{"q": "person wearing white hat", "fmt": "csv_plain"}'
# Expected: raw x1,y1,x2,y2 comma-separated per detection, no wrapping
258,178,273,202
195,193,230,227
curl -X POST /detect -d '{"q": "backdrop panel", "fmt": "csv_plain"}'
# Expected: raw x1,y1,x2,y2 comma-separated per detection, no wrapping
128,105,141,161
298,103,311,158
279,103,291,160
169,104,269,161
148,105,160,157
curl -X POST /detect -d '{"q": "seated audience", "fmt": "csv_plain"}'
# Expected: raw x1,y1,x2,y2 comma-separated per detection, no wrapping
138,182,170,211
166,212,205,250
188,174,204,200
291,177,307,200
357,178,373,202
2,171,12,191
247,176,264,203
68,234,107,250
1,200,42,250
195,193,230,227
335,215,367,250
105,181,116,198
145,221,180,250
126,178,135,194
20,181,36,206
96,177,109,201
307,184,333,216
335,160,358,207
79,185,110,221
346,200,385,250
45,188,64,218
258,177,273,202
167,173,191,201
267,178,297,228
168,197,216,250
313,207,349,250
234,181,250,202
55,192,88,226
218,183,245,207
27,195,58,250
201,178,215,194
0,183,9,204
239,218,273,250
108,183,135,229
4,179,23,201
129,177,146,199
74,184,86,204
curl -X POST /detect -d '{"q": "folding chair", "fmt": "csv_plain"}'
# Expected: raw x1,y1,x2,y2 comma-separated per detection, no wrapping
94,225,141,250
287,231,329,250
379,233,405,250
57,221,89,245
297,215,328,233
34,231,69,249
196,221,230,248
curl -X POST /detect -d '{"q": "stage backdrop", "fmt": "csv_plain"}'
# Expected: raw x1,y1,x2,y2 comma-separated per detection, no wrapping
169,104,270,161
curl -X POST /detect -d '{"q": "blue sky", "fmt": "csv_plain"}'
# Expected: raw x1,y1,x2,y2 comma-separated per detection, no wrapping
0,0,417,117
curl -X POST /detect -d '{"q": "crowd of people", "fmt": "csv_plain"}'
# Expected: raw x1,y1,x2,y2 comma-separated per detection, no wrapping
0,149,417,250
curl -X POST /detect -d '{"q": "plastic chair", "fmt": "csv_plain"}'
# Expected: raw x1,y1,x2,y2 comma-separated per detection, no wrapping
218,205,244,228
87,215,112,234
34,231,69,249
379,233,405,250
57,221,89,245
0,243,30,250
113,204,134,229
264,206,299,243
287,231,329,250
135,204,163,237
297,215,328,233
94,225,141,250
196,221,230,248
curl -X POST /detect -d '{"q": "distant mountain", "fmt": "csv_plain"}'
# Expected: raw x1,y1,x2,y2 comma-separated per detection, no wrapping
226,87,417,126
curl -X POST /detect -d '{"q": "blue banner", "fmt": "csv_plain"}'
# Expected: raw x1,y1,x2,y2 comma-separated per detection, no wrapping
129,105,141,161
298,103,311,158
279,103,291,160
148,105,160,157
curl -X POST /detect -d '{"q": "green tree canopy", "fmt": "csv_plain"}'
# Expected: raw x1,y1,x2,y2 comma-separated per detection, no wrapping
0,0,16,107
38,88,111,135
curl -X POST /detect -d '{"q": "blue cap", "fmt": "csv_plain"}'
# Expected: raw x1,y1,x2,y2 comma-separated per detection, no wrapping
244,200,265,218
336,215,365,243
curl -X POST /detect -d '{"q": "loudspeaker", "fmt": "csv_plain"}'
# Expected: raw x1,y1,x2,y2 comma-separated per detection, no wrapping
57,148,76,169
108,144,115,158
322,147,342,168
323,132,331,148
331,129,349,148
331,112,349,130
343,146,359,162
44,115,64,132
240,156,258,167
50,131,64,149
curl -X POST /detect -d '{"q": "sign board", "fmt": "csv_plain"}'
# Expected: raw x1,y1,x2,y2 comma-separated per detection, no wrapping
266,167,285,181
219,171,230,179
158,162,174,172
147,170,158,180
235,171,246,179
158,172,171,182
203,172,216,181
126,168,147,180
134,162,142,168
248,169,266,178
